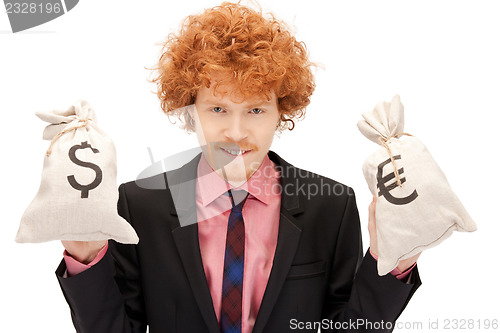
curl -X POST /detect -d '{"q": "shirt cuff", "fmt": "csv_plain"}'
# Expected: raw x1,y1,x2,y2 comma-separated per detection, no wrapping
369,248,416,280
63,241,109,277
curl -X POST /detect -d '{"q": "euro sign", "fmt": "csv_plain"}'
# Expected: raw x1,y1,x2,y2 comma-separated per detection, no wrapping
67,141,103,198
376,154,418,205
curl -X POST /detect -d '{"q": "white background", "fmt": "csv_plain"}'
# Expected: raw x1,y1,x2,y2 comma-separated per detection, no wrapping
1,1,499,332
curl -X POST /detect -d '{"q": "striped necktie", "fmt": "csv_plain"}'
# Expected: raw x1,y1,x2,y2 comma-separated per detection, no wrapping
220,190,248,333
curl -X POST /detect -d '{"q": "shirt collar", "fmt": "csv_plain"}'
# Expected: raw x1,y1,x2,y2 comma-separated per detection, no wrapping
196,152,279,207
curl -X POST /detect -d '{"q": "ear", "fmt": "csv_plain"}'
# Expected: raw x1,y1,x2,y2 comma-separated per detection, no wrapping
188,91,198,117
276,113,284,129
185,104,197,131
186,104,194,118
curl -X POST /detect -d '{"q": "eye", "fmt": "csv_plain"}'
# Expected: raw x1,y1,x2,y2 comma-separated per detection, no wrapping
212,106,224,113
250,108,263,114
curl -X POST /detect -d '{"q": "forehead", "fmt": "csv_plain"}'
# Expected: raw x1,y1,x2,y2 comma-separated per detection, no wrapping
197,80,276,106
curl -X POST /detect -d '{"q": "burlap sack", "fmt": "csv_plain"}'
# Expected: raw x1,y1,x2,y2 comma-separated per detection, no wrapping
358,95,476,275
16,100,139,244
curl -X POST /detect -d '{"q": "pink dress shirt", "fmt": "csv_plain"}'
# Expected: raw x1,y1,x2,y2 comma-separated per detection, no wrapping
196,154,281,333
63,152,416,333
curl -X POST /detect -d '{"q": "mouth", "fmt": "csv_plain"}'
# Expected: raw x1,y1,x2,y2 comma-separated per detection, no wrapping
219,146,252,156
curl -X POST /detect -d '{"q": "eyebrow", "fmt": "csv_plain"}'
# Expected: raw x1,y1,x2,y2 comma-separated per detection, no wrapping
200,97,275,107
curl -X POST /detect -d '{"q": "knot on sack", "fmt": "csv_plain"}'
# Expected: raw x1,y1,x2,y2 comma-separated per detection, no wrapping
377,133,413,187
46,119,89,157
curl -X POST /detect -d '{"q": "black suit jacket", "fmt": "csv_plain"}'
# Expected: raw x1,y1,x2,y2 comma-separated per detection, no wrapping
56,151,421,333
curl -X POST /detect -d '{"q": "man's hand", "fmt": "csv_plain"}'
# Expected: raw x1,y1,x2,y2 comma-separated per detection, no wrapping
368,196,421,273
61,240,107,264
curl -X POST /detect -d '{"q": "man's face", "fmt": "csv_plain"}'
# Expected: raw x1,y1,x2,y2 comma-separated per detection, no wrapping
192,79,280,185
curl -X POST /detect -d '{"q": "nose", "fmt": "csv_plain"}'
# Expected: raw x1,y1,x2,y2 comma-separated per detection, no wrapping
223,112,248,143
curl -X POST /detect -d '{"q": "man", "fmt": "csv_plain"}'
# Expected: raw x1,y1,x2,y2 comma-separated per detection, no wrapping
57,2,421,332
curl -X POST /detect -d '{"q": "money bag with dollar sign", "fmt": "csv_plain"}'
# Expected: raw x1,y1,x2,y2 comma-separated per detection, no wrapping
16,100,139,244
358,95,476,275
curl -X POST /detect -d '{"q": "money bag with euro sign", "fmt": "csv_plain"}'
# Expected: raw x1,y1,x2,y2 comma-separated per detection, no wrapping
16,100,139,244
358,95,477,275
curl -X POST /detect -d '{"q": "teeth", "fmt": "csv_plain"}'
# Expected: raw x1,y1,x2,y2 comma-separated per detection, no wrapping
221,147,249,156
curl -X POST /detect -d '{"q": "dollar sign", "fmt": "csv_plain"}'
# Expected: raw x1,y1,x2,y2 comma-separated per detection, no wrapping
67,141,103,198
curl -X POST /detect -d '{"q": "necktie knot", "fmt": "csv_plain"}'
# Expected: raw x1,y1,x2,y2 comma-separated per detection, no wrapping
228,190,248,213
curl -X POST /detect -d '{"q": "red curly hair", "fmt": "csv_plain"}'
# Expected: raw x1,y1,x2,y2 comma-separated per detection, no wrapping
148,1,316,132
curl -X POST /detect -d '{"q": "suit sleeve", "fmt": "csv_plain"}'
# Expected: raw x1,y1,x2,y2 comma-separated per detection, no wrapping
55,184,147,333
321,189,421,332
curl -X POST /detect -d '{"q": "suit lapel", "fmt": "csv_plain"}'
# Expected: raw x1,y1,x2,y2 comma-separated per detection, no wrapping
251,211,302,333
252,151,305,333
171,224,221,333
168,153,221,333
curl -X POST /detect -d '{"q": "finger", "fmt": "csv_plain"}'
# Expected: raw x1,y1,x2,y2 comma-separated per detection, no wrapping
369,197,376,219
368,200,376,233
409,251,422,262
